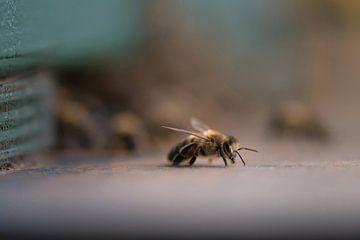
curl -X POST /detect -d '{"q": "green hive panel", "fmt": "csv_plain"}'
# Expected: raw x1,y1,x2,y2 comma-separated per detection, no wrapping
0,73,54,167
0,0,145,75
0,0,145,167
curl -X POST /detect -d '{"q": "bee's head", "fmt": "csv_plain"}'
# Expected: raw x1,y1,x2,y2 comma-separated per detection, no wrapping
223,136,239,161
223,136,257,166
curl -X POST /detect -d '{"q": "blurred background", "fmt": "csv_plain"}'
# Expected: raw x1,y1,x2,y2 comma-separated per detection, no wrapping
49,0,360,154
0,0,360,161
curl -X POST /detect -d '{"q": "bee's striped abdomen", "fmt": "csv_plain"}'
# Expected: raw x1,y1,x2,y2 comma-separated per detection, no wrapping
168,138,198,165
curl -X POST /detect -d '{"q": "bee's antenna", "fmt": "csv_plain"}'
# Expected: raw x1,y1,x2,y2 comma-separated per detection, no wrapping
235,151,246,166
237,147,258,153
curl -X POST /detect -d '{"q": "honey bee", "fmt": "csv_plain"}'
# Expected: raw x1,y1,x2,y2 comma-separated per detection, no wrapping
163,118,258,167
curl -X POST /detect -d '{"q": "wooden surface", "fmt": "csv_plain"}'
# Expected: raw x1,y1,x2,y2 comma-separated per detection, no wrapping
1,133,360,238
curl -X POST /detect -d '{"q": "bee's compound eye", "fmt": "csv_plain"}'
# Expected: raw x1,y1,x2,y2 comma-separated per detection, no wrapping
224,142,232,154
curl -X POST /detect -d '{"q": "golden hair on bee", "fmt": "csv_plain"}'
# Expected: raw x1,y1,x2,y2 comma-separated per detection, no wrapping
162,118,258,167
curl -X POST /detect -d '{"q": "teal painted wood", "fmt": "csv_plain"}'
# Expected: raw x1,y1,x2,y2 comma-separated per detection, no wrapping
0,0,145,75
0,73,54,166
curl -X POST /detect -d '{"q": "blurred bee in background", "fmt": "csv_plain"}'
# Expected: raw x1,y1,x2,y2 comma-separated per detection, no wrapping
269,101,329,141
163,118,258,167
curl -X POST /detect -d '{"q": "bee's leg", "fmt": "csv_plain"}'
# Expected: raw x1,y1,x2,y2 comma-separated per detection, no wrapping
189,156,197,166
189,148,200,166
219,147,228,167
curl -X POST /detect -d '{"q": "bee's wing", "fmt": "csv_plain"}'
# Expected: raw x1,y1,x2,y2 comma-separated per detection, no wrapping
190,117,211,132
161,126,210,141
